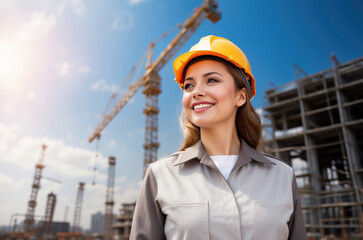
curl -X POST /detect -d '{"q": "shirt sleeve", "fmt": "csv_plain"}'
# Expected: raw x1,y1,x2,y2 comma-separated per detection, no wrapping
130,166,166,240
288,171,308,240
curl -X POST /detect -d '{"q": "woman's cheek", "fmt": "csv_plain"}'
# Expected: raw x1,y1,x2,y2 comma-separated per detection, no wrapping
182,93,190,111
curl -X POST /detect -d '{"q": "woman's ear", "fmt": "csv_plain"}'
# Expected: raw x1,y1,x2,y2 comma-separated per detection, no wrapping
236,89,247,107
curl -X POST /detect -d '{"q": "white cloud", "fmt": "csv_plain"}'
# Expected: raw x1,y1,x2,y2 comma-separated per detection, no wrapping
130,0,148,4
115,187,139,204
109,139,116,147
17,11,57,42
69,0,86,16
78,66,91,74
111,11,133,31
0,122,108,175
116,176,126,184
57,61,71,77
0,123,19,147
0,173,16,190
56,62,91,77
91,79,119,93
91,80,104,90
55,0,86,16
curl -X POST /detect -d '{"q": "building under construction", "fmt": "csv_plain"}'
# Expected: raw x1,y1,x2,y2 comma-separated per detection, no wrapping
113,202,135,240
262,55,363,239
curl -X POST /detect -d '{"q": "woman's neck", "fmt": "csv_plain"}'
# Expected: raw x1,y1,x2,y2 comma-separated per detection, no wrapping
200,126,241,156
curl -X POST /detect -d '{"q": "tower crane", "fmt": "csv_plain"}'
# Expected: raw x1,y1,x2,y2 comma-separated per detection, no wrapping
88,0,221,176
24,144,47,233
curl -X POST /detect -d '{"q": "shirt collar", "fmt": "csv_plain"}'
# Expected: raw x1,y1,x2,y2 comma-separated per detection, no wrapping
174,139,276,167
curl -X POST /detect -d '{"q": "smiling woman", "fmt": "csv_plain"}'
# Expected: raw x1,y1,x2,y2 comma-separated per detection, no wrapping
130,35,307,240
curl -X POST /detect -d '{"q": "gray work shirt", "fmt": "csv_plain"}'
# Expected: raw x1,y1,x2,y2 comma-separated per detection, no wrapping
130,139,307,240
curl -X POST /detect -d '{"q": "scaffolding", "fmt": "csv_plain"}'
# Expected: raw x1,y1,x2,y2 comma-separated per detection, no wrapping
262,55,363,239
113,202,136,240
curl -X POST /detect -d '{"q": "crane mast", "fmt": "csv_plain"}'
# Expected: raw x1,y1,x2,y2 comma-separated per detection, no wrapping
103,156,116,240
88,0,221,176
72,182,85,233
24,144,47,233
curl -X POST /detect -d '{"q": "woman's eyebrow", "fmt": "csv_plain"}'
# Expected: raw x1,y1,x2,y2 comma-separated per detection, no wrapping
185,72,223,81
203,72,223,78
185,76,193,82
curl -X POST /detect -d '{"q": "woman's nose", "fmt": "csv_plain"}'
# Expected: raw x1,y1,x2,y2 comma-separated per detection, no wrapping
192,84,205,98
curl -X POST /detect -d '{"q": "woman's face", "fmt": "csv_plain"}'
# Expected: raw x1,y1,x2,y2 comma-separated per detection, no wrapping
182,60,246,130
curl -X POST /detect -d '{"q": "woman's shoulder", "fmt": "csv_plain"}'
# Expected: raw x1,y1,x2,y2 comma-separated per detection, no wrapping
149,150,185,169
260,152,294,175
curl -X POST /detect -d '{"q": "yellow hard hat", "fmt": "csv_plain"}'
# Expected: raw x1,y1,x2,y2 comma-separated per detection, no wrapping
173,35,256,99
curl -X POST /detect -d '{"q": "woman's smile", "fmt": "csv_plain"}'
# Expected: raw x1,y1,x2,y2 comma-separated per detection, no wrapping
192,101,215,112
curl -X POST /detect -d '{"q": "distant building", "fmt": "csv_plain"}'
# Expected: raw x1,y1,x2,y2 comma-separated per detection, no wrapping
90,211,104,234
37,221,70,235
0,225,9,233
51,221,70,234
113,202,135,240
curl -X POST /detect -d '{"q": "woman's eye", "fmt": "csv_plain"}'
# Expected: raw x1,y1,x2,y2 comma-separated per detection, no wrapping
207,78,219,83
183,83,193,90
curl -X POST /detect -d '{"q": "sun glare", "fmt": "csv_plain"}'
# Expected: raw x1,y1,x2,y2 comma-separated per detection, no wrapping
0,41,25,92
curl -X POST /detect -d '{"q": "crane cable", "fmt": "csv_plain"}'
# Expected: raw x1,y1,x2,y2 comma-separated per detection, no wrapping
92,138,100,185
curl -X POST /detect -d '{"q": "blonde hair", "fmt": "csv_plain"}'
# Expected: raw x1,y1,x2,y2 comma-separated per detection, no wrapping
179,59,262,151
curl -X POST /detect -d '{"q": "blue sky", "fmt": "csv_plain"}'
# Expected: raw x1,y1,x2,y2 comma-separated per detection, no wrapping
0,0,362,230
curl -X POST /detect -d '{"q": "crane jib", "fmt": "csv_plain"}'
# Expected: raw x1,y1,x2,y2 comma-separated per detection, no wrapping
88,0,221,143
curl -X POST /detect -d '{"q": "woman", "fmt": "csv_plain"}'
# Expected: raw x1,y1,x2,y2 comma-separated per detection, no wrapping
130,35,307,240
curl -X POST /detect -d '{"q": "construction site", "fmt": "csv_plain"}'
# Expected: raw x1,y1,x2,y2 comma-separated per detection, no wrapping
263,56,363,239
1,0,362,240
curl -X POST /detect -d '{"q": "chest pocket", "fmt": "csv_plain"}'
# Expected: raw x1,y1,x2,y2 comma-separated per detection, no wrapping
254,202,292,240
163,201,209,240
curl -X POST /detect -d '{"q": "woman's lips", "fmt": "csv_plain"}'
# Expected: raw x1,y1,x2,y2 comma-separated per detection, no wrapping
192,102,215,112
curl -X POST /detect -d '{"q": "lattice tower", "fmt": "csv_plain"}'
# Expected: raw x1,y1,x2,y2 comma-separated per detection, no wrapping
42,192,57,235
103,156,116,239
24,144,47,232
72,182,85,232
142,72,161,177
